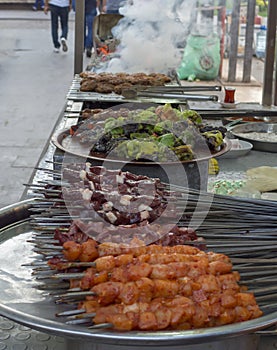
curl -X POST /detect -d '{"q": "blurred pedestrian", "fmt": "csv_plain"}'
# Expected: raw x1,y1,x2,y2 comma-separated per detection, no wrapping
72,0,99,58
102,0,125,14
44,0,72,53
32,0,44,10
84,0,100,57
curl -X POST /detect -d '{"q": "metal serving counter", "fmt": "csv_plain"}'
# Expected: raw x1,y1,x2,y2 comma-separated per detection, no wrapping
1,85,277,349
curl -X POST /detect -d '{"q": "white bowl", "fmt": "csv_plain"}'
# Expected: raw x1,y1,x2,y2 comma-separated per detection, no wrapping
219,139,253,158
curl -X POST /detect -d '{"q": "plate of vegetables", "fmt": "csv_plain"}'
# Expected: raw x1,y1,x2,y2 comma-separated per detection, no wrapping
53,104,231,164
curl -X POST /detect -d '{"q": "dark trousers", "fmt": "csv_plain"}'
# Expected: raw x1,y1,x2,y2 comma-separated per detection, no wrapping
107,9,119,14
49,4,69,49
85,10,97,50
34,0,44,8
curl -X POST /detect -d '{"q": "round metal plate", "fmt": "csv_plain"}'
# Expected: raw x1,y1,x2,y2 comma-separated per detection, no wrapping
1,200,277,346
51,129,232,165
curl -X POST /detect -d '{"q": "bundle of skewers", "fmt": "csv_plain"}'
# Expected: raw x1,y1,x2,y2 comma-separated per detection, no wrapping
25,161,277,332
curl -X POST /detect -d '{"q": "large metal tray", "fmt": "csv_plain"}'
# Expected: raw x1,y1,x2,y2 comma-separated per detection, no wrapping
1,200,277,347
51,128,231,165
51,129,231,190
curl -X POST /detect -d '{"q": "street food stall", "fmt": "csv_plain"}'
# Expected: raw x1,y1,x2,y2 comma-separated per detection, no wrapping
0,1,277,349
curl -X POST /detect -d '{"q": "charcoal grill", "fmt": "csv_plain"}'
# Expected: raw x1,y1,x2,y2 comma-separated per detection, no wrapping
67,74,220,105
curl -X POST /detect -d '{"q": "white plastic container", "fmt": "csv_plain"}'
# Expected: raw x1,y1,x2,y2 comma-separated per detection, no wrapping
255,25,267,58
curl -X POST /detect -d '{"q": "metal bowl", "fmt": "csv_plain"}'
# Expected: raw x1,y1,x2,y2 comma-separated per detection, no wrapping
222,116,272,125
230,123,277,153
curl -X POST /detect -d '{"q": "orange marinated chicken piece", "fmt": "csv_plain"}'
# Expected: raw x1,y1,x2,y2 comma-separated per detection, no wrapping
153,307,172,330
106,313,133,331
93,304,124,324
167,296,195,326
153,279,179,298
149,262,190,279
208,260,233,275
220,292,237,308
91,281,122,305
127,262,152,280
110,266,129,283
165,245,200,255
80,268,109,290
94,255,116,271
97,242,123,257
79,239,99,262
178,277,193,297
120,281,140,305
62,241,82,261
207,251,231,264
78,300,100,313
197,274,220,293
186,260,209,279
135,277,154,302
138,311,157,330
114,254,134,266
217,273,241,292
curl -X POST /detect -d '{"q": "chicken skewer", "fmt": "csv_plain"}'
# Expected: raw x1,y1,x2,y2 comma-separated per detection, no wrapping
62,289,262,331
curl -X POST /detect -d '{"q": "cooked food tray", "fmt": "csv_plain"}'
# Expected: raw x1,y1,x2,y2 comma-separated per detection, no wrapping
1,200,277,347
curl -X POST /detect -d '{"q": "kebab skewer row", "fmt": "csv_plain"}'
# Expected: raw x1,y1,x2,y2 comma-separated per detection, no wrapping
54,272,262,331
61,287,262,331
59,237,205,262
50,257,234,294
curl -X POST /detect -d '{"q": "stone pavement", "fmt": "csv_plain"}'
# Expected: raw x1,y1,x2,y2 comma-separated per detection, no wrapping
0,9,91,208
0,9,264,209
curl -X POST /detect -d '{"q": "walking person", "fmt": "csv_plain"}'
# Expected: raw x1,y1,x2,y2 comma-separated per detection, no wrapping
32,0,44,11
84,0,99,57
44,0,72,53
72,0,99,58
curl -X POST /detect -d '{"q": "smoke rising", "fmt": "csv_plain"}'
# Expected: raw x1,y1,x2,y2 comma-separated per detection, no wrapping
106,0,199,74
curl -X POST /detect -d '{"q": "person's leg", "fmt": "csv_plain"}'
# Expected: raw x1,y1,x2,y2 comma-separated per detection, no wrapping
107,9,119,14
50,4,60,50
33,0,39,10
60,6,69,40
85,11,96,57
85,12,94,50
60,6,69,51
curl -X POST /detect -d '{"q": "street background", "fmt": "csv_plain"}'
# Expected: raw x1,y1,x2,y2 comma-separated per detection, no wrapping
0,9,92,208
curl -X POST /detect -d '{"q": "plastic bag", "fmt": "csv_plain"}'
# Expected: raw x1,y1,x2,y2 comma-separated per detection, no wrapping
177,34,220,80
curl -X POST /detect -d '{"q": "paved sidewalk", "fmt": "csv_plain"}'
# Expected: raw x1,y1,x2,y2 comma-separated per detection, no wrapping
0,10,90,208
